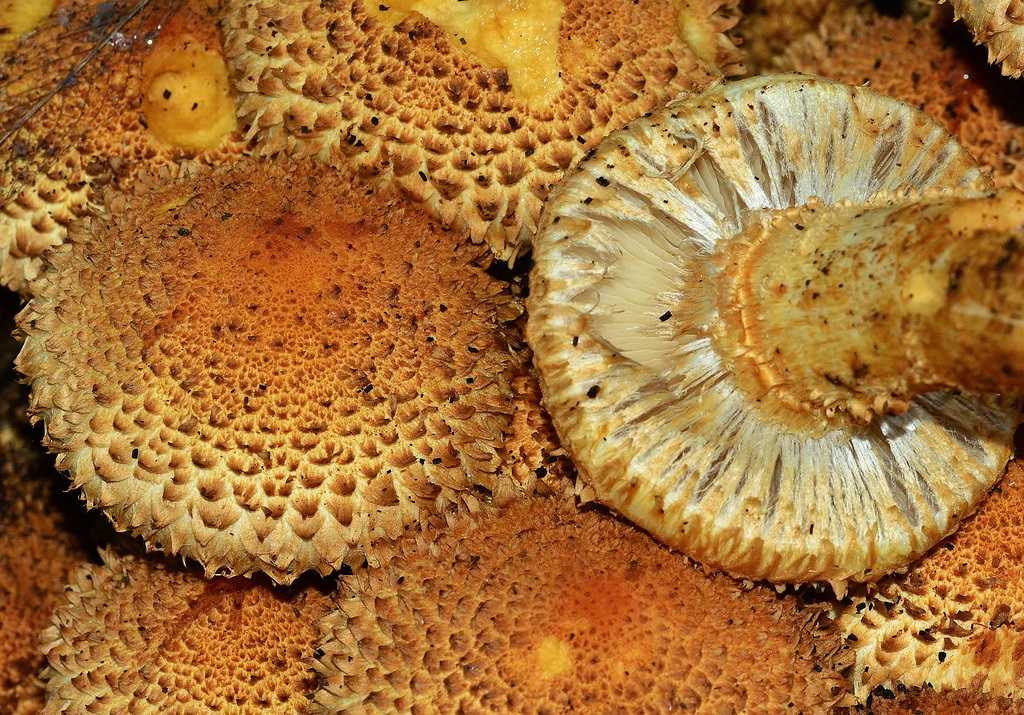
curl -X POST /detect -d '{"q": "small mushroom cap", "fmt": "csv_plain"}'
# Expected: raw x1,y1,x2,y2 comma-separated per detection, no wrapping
0,0,246,294
526,73,1019,587
15,158,528,583
40,550,334,715
942,0,1024,77
780,8,1024,192
829,460,1024,700
311,496,847,714
220,0,734,262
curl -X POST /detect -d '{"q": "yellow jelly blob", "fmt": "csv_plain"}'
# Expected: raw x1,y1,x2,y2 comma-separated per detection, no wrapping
370,0,564,103
141,37,237,151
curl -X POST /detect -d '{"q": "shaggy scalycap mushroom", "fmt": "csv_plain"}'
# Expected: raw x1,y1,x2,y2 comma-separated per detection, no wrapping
220,0,741,262
311,497,848,714
0,0,244,293
40,550,334,714
16,159,527,583
828,460,1024,700
941,0,1024,77
527,74,1022,590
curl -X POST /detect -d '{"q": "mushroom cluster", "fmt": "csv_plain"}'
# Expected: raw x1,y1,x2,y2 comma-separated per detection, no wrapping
219,0,740,261
5,0,1024,713
0,0,246,294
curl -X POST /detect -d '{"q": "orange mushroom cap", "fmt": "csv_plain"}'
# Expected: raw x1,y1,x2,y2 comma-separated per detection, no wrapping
40,550,334,714
220,0,738,262
16,158,529,583
0,0,246,294
311,496,848,713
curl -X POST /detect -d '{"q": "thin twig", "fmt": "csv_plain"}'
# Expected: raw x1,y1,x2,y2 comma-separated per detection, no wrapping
0,0,153,148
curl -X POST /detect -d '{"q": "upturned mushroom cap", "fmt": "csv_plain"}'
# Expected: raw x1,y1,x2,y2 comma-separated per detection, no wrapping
311,496,848,714
0,0,245,294
941,0,1024,77
220,0,738,262
780,8,1024,192
15,158,528,583
40,550,334,714
828,460,1024,701
526,73,1021,589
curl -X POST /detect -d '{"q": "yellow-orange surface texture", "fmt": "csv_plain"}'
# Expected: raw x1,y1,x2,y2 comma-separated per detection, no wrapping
313,497,847,714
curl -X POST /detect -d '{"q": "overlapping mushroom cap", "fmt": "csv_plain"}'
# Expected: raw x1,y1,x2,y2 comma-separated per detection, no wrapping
780,8,1024,192
311,496,848,714
829,460,1024,700
941,0,1024,77
0,0,245,293
526,73,1022,589
220,0,740,262
16,158,528,583
40,550,333,714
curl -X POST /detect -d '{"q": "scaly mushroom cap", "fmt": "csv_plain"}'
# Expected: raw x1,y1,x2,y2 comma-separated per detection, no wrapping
941,0,1024,77
0,286,94,715
40,550,334,715
311,496,848,714
1,471,92,715
526,74,1021,588
733,0,835,73
220,0,739,262
15,158,527,583
829,460,1024,700
780,9,1024,192
0,0,245,294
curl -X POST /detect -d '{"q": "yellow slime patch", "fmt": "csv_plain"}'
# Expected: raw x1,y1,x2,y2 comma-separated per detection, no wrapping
0,0,56,52
533,635,573,679
141,36,237,150
370,0,564,102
